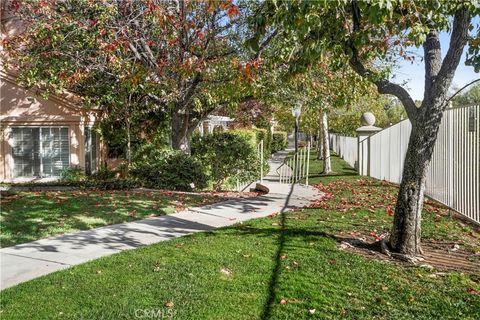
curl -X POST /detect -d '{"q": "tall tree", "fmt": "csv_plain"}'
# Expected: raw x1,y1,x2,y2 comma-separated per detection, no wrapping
250,0,479,257
3,0,252,152
255,62,373,173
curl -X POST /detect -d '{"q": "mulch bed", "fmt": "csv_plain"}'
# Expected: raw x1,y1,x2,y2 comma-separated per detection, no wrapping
336,236,480,274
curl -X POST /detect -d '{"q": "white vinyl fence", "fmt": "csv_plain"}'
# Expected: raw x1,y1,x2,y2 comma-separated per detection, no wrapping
330,105,480,225
329,134,358,169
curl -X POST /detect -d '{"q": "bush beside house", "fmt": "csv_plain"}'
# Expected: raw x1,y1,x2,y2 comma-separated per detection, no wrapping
130,144,207,191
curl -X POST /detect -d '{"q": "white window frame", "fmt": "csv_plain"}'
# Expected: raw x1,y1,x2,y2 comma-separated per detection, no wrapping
11,126,71,178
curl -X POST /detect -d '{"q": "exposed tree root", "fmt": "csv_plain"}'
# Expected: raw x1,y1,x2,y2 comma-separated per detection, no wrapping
379,239,425,264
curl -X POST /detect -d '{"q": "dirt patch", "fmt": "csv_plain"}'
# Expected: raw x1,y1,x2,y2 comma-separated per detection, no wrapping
336,236,480,273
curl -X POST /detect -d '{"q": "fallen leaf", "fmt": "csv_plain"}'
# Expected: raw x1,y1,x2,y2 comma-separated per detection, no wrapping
467,288,478,295
165,301,174,308
386,206,394,216
220,268,232,276
267,212,279,218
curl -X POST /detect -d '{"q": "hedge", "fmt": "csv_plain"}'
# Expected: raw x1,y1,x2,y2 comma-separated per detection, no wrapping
130,144,208,191
272,131,288,153
192,130,263,190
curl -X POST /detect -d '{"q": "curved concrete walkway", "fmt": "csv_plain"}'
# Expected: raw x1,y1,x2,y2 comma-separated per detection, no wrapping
0,150,322,290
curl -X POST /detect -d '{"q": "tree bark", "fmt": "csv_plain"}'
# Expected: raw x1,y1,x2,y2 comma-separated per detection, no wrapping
390,102,446,254
316,128,323,160
171,109,191,154
389,10,470,255
125,110,132,172
320,110,331,173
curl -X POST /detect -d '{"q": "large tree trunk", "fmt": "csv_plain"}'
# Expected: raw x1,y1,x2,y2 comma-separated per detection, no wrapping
320,110,332,173
171,110,191,153
389,10,469,256
390,107,443,255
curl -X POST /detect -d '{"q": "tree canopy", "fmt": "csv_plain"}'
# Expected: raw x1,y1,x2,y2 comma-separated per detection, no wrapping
3,0,258,151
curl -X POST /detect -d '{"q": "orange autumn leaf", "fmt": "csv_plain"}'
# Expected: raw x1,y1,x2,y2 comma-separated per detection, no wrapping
227,5,240,18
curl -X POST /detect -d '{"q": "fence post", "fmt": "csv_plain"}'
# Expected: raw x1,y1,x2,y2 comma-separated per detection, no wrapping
260,139,264,184
356,112,381,176
306,142,310,185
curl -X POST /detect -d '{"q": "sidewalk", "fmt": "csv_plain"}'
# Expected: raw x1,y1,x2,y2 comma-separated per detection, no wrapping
0,150,322,290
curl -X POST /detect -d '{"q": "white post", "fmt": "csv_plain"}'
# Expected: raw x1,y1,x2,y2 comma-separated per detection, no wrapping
288,156,295,183
302,147,308,178
295,152,299,183
356,112,381,176
306,142,310,185
260,139,264,183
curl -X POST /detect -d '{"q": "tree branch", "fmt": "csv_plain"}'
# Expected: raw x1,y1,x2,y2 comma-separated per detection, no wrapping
423,22,441,100
434,8,471,97
180,73,203,107
349,0,418,121
349,53,418,121
446,78,480,103
254,28,278,59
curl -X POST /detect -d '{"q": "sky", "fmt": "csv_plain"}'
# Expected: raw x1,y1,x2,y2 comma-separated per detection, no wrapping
393,19,479,101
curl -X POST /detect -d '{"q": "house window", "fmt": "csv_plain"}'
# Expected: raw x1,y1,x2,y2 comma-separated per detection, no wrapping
11,127,70,178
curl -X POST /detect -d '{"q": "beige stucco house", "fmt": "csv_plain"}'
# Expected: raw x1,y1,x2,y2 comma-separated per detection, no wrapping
0,72,101,182
0,2,102,182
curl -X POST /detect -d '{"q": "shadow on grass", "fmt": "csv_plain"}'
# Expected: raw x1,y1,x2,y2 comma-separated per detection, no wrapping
308,172,357,179
260,182,294,320
258,183,338,320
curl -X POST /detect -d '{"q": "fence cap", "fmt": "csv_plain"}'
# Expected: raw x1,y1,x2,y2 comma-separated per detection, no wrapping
357,112,381,135
356,125,382,134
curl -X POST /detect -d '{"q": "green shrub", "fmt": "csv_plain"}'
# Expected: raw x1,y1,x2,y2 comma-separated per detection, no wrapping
85,178,137,190
254,128,272,159
192,131,261,191
272,131,288,153
130,144,207,191
60,167,85,182
89,167,117,181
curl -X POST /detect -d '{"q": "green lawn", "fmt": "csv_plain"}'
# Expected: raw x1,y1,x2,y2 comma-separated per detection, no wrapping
0,190,228,248
1,155,479,319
